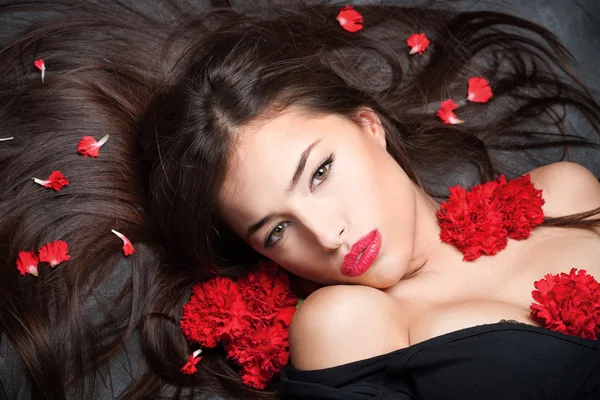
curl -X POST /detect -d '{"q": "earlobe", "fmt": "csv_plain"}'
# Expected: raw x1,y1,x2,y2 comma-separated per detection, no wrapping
359,109,387,150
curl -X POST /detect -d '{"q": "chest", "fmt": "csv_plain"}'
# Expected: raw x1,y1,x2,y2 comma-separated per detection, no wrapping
388,227,600,345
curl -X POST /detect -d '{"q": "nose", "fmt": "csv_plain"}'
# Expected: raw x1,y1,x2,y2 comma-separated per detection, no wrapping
314,224,346,252
295,205,346,252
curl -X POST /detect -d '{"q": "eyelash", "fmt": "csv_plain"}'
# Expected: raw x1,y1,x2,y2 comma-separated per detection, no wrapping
264,153,335,249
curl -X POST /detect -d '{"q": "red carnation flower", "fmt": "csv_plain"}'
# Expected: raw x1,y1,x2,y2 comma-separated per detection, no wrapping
467,77,493,103
237,263,298,326
38,240,71,267
16,250,39,276
32,171,69,191
34,58,46,83
227,323,290,389
407,33,430,55
437,178,508,261
111,229,135,256
180,277,249,348
337,5,363,32
437,99,463,124
181,349,203,375
531,268,600,340
78,134,109,157
180,264,298,389
496,174,545,240
437,174,546,261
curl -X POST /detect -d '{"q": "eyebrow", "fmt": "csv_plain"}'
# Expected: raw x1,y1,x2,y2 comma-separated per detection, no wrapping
245,137,323,241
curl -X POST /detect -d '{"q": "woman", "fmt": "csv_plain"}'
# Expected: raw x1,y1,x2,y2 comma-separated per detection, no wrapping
1,0,599,399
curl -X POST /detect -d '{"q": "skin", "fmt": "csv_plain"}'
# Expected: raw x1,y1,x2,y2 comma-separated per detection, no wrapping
218,105,600,370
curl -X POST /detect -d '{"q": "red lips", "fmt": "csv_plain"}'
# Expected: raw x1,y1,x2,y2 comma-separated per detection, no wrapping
341,229,382,277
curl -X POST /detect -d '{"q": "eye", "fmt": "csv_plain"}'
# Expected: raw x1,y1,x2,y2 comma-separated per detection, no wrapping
265,222,290,248
311,153,335,190
264,154,335,249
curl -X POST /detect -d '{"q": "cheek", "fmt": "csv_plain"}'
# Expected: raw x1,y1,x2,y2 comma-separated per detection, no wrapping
271,244,339,285
354,149,415,222
269,250,335,285
370,155,418,283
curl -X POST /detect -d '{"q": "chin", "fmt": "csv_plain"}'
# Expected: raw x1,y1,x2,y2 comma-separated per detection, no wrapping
363,258,406,289
366,275,403,290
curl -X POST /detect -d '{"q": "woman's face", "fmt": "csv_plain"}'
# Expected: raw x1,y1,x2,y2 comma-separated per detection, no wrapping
218,107,418,288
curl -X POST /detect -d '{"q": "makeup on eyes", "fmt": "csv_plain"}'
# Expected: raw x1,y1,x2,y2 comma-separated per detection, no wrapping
264,153,335,248
245,138,323,242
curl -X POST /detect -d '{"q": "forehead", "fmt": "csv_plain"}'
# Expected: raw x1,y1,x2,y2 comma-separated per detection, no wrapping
218,108,356,232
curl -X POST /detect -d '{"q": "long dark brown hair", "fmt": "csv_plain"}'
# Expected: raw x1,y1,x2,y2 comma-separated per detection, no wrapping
1,0,599,399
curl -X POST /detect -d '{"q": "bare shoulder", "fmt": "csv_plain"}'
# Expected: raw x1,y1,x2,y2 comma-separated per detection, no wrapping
527,161,600,219
288,285,409,371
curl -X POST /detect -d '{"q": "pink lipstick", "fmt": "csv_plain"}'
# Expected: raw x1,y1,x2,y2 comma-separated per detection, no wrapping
341,229,382,277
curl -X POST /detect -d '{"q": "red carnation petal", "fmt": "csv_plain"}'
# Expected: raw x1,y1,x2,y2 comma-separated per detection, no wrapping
530,268,600,340
111,229,135,256
38,240,71,267
32,171,69,191
180,262,297,389
437,176,510,261
33,59,45,71
237,263,298,324
181,349,203,375
437,173,545,262
437,99,463,124
337,5,363,32
226,323,290,389
496,174,545,240
78,134,109,157
407,33,430,55
16,250,39,276
180,277,249,348
33,58,46,83
468,77,493,103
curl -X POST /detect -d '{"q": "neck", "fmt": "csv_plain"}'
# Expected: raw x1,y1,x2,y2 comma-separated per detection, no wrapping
404,186,464,280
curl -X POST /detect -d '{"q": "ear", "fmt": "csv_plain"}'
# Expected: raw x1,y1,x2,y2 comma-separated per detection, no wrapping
358,109,386,150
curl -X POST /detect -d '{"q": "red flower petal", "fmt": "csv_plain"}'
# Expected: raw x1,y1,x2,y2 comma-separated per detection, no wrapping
407,33,430,55
16,250,39,276
436,99,463,124
111,229,135,256
226,323,290,389
33,58,46,83
336,5,363,32
531,268,600,340
180,277,249,348
33,59,45,71
38,240,71,267
180,262,297,388
437,174,547,261
496,174,545,240
237,263,298,325
437,178,508,261
78,134,109,157
32,171,69,191
468,77,493,103
181,349,203,375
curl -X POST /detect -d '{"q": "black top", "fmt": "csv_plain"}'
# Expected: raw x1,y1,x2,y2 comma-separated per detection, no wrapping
279,322,600,399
